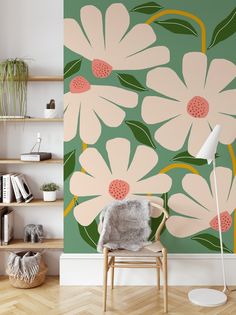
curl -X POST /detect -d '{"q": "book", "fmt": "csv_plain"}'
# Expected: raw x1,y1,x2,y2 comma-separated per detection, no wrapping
14,174,33,203
0,207,8,245
11,174,23,203
3,209,14,245
20,152,52,161
0,173,3,202
2,174,14,203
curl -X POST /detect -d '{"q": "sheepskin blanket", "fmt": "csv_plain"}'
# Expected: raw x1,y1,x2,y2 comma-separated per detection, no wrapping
97,199,152,252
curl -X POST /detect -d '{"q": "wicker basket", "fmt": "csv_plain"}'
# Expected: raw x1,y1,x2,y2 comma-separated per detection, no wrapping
8,251,48,289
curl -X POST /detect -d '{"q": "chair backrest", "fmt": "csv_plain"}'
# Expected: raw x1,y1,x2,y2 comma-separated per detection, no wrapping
150,202,169,241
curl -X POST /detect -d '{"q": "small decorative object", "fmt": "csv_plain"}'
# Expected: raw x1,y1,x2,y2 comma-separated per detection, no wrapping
20,132,52,161
0,58,28,117
40,183,59,202
6,251,48,288
44,99,57,118
24,224,44,243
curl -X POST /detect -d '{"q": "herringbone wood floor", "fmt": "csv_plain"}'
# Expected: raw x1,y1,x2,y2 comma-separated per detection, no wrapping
0,277,236,315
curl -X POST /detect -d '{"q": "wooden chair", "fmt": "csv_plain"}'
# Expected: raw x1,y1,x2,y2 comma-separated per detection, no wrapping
103,202,169,313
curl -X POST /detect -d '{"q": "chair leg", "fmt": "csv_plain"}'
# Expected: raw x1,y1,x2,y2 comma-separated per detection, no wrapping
156,258,160,290
103,247,109,312
111,257,115,289
162,248,168,313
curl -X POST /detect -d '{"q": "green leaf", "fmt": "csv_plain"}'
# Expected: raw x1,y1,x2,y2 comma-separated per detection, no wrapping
130,2,162,14
78,220,100,249
172,151,207,165
208,7,236,49
64,59,82,79
155,19,198,36
172,151,219,165
149,214,164,241
149,193,169,241
64,150,76,181
162,193,169,213
125,120,156,148
117,73,147,92
191,233,233,253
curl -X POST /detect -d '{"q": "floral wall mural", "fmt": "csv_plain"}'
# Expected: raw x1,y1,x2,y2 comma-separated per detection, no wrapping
64,0,236,253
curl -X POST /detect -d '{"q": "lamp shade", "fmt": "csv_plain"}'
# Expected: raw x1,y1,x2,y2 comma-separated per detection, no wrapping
196,125,221,164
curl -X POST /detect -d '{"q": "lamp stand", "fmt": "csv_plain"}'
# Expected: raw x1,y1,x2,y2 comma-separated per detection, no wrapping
188,158,227,307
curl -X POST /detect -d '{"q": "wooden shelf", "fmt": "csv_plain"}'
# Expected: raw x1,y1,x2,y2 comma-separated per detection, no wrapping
28,76,63,81
0,118,63,122
0,239,63,250
0,159,63,164
0,199,63,207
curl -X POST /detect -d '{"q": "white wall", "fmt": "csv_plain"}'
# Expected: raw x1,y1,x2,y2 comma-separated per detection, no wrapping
0,0,63,275
60,253,236,286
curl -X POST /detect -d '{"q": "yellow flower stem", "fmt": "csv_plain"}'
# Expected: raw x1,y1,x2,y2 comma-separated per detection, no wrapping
64,142,87,217
228,144,236,176
228,144,236,253
145,9,207,54
159,163,200,175
64,196,77,217
81,142,88,173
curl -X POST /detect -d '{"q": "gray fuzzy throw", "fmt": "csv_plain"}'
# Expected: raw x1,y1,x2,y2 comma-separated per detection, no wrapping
97,199,151,252
6,251,41,283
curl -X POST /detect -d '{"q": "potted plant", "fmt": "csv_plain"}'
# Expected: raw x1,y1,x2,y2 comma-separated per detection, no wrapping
40,183,59,202
44,99,57,118
0,58,28,117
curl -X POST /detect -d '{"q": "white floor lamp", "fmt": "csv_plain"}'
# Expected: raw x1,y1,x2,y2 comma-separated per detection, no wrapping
188,125,228,307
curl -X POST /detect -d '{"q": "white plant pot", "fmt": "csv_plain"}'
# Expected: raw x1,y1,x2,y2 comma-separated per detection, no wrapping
44,109,57,119
43,191,57,202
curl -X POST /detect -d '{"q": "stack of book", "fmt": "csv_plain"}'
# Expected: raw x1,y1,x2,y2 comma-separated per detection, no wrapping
0,173,33,204
0,207,14,245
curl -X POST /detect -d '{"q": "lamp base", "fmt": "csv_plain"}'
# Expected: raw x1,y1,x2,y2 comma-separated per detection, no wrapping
188,288,227,307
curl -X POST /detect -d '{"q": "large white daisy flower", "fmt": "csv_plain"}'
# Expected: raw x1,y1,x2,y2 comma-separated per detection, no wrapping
142,52,236,156
64,3,170,78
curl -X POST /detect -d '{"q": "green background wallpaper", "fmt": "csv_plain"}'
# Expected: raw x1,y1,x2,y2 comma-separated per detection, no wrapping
64,0,236,253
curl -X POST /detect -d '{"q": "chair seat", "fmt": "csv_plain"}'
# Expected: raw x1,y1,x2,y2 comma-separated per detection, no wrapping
108,241,164,257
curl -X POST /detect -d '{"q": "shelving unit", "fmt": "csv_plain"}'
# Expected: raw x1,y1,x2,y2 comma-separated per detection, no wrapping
0,118,63,122
0,239,63,250
0,199,63,207
9,75,63,82
0,74,63,258
29,75,63,81
0,159,63,164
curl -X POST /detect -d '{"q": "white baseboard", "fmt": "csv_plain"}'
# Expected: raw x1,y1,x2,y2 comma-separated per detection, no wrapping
60,253,236,286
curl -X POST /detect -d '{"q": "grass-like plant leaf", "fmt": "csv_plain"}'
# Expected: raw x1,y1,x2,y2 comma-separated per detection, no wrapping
208,7,236,49
155,19,198,36
125,120,156,148
0,59,28,116
117,73,147,91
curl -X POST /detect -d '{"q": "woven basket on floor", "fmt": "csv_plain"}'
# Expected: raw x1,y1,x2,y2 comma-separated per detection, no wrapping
8,251,48,289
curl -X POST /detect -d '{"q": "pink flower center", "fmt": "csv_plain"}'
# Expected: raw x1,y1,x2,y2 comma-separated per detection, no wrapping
210,211,232,232
109,179,130,200
187,96,209,118
92,59,113,78
70,76,90,93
